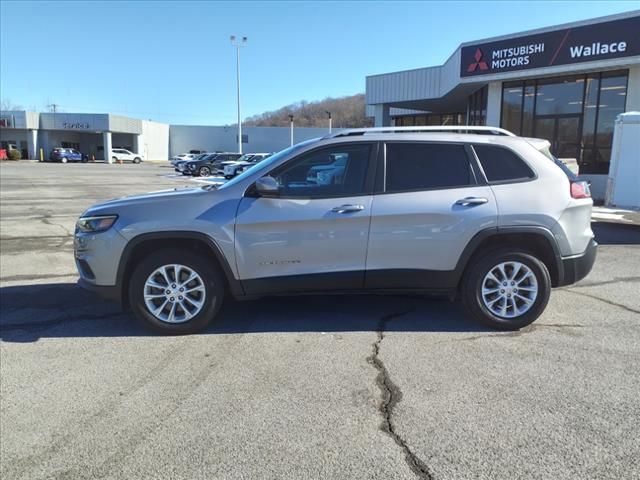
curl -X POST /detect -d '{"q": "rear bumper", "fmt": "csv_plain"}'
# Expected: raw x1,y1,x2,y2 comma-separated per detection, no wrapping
78,278,122,306
557,239,597,286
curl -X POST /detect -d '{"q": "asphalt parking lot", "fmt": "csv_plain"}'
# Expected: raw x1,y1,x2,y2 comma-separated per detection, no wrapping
1,161,639,480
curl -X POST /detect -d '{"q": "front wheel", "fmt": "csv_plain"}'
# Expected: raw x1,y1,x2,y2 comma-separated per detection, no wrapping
462,249,551,330
133,157,141,164
198,166,211,177
129,249,225,334
61,157,68,164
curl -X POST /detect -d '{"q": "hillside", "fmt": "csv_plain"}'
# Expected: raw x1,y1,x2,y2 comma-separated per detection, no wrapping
243,94,373,128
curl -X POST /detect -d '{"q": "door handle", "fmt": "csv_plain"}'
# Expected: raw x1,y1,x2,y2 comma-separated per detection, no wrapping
331,204,365,213
455,197,488,206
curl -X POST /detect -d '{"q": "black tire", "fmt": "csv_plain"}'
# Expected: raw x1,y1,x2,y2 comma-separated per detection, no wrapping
133,157,142,164
112,156,118,163
198,166,211,177
129,248,225,334
461,248,551,330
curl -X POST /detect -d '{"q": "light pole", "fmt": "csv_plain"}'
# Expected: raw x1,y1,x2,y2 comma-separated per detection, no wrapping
288,114,294,146
325,111,332,134
230,35,247,154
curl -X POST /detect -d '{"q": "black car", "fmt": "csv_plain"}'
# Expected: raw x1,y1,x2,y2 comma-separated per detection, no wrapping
184,152,242,177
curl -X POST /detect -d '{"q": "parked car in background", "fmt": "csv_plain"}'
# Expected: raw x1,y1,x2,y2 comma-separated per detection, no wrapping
236,154,272,175
170,153,196,165
49,148,88,163
75,126,597,334
223,153,272,179
184,152,242,177
174,153,211,174
111,148,143,164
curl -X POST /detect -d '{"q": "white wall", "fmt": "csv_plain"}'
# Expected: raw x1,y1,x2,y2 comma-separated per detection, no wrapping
142,120,170,160
169,126,330,157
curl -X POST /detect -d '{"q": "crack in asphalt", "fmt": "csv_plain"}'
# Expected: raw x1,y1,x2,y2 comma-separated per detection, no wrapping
41,214,74,237
572,276,640,288
559,288,640,315
367,307,434,480
0,308,123,333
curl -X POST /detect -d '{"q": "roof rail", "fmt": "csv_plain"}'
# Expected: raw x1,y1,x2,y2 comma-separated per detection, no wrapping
325,125,516,139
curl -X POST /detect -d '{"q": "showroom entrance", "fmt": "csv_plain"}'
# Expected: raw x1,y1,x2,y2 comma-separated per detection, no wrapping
534,114,581,160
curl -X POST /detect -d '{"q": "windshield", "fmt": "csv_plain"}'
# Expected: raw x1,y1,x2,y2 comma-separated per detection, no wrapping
218,139,320,190
237,154,253,162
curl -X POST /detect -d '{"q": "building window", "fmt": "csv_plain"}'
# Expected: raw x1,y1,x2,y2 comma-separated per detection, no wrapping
467,86,487,126
500,70,628,174
392,112,465,127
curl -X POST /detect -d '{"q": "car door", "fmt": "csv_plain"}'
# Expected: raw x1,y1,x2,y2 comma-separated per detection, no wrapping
365,141,498,290
234,142,377,295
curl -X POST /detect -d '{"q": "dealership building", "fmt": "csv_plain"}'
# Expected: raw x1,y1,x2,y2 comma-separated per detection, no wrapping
366,11,640,197
0,111,328,162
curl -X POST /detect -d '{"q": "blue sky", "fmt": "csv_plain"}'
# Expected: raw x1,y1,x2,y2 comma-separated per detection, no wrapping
1,1,637,124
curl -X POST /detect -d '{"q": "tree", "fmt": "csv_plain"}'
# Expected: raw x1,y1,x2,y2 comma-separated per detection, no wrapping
244,94,373,128
0,98,24,111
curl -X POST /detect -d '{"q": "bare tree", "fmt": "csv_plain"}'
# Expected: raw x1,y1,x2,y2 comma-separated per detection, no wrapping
0,98,24,111
244,94,373,128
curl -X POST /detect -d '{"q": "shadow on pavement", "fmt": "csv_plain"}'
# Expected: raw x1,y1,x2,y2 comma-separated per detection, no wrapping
0,282,488,342
592,222,640,245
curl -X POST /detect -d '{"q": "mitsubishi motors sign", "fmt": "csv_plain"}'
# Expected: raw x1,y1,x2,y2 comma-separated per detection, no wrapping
460,15,640,77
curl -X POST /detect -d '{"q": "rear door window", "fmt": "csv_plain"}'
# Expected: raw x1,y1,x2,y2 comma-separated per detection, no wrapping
385,143,474,193
473,144,535,182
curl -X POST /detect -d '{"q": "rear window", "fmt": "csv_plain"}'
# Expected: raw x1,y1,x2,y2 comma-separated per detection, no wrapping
385,143,473,193
473,144,535,182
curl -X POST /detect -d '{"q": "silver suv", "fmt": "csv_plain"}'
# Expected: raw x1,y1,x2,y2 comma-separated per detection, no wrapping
74,126,597,334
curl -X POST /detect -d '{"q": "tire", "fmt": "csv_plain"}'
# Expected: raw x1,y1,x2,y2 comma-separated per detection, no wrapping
133,157,141,164
461,248,551,330
61,157,68,164
129,248,225,334
198,166,211,177
112,156,118,163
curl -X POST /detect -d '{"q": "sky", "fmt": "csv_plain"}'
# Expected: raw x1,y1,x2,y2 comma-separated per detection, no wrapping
1,0,638,125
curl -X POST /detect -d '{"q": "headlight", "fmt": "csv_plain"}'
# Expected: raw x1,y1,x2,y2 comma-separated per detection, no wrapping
76,215,118,233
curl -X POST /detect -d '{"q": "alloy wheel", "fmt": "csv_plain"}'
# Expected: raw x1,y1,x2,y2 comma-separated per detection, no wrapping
143,264,207,323
481,261,538,318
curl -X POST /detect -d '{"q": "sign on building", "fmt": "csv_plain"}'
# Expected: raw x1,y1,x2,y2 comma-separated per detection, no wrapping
460,16,640,77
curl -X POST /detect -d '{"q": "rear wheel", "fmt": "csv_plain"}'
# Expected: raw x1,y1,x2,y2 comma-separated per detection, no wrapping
198,166,211,177
129,249,224,334
112,156,118,163
462,249,551,330
61,157,68,164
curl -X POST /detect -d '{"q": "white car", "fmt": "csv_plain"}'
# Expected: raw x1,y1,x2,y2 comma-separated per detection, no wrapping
111,148,143,164
170,153,196,166
223,153,272,178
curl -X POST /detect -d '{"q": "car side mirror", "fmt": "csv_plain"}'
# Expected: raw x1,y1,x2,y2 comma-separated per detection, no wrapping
254,176,279,197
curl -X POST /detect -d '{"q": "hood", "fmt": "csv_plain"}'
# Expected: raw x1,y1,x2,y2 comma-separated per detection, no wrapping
83,186,211,215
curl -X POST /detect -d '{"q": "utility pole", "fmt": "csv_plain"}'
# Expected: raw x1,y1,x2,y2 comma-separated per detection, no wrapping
230,35,247,154
47,103,59,113
289,114,294,146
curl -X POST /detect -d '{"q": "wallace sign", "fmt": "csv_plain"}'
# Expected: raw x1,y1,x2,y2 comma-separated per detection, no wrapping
460,15,640,77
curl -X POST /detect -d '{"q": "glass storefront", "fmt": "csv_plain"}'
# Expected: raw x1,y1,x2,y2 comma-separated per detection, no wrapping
501,70,628,174
468,86,488,126
393,112,465,126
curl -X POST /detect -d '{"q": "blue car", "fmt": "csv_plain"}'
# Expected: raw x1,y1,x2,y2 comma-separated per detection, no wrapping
49,148,88,163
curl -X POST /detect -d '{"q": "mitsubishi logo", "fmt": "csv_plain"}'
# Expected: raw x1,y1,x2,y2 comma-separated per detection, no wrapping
467,48,489,72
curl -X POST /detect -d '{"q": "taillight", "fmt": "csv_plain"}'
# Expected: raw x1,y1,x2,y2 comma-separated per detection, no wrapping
570,180,591,199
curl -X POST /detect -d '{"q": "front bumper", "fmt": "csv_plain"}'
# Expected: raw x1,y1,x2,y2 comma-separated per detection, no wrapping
558,239,597,286
78,277,122,305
